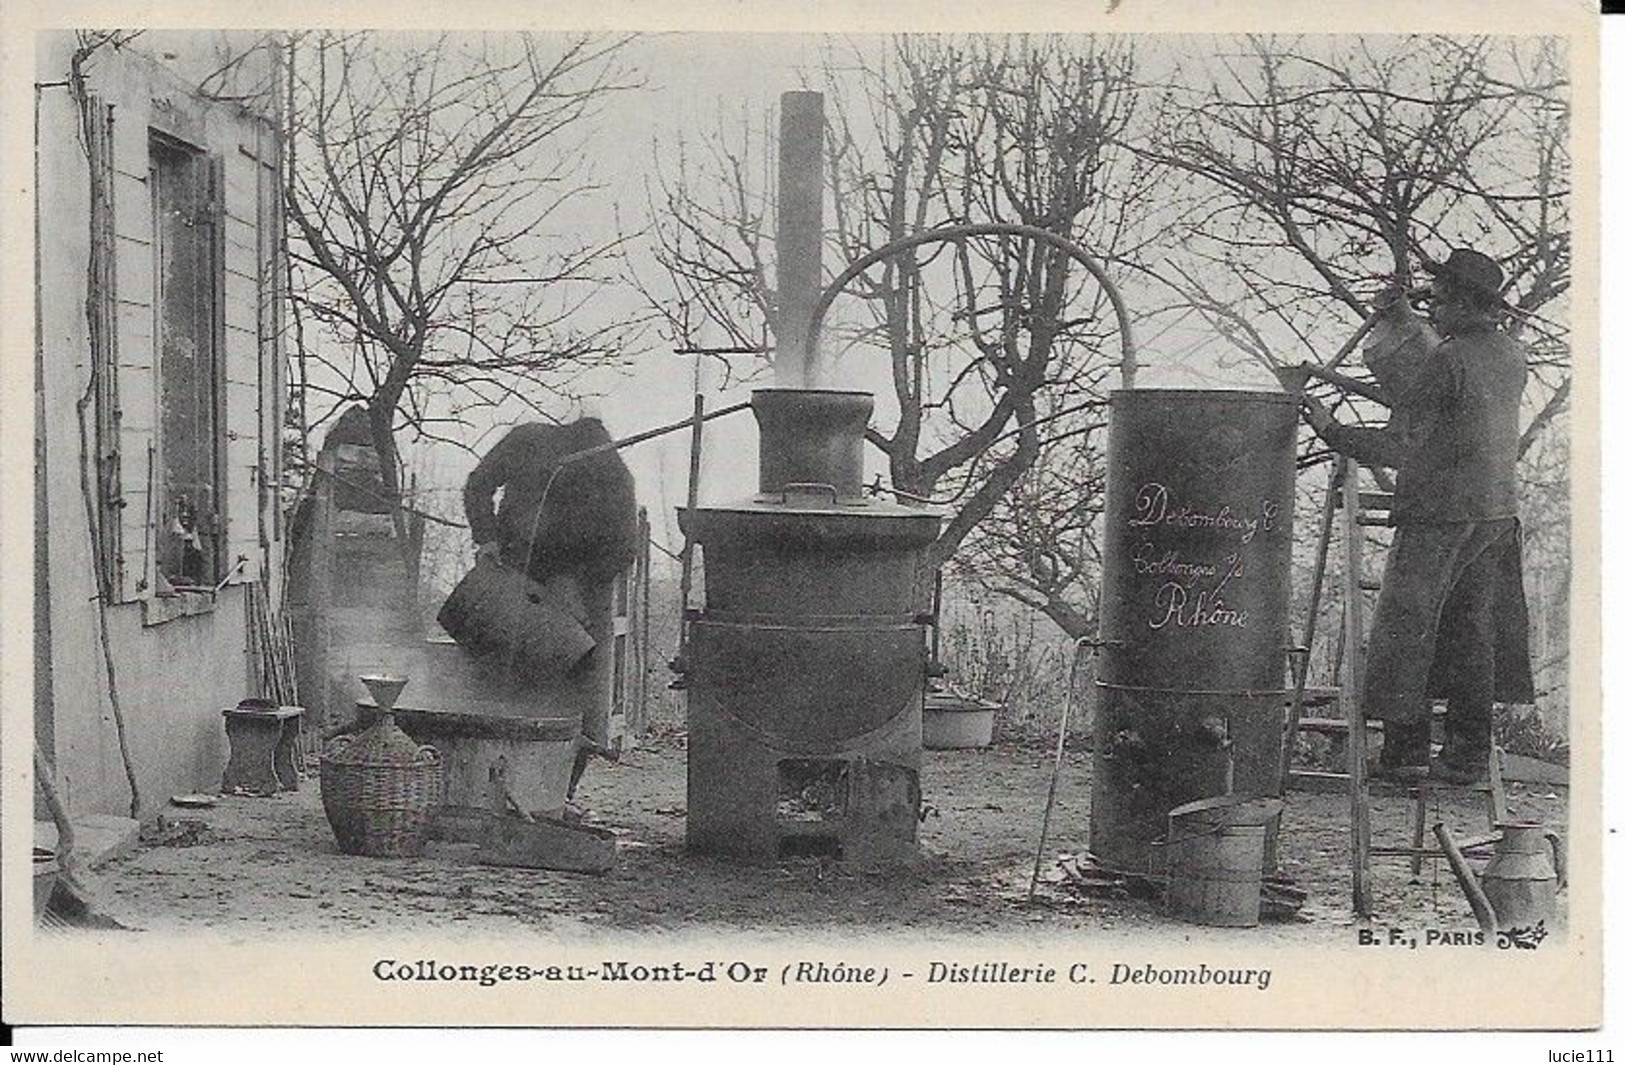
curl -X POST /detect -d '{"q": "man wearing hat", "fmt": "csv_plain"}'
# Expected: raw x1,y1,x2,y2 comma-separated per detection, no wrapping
1283,248,1535,784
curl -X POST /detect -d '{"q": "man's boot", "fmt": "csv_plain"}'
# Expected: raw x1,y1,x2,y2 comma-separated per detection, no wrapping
1373,717,1430,782
1433,704,1491,785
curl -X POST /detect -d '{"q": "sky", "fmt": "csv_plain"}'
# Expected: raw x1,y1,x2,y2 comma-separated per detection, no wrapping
325,32,858,555
387,31,1216,559
258,30,1565,566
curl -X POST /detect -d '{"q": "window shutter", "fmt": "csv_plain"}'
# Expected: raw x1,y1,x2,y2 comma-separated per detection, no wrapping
208,150,231,580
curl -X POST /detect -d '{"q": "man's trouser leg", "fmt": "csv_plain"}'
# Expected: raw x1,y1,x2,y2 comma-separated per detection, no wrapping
1366,530,1450,771
1365,523,1497,773
1432,535,1502,781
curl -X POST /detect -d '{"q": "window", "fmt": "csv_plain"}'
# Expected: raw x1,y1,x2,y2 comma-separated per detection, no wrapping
149,131,224,591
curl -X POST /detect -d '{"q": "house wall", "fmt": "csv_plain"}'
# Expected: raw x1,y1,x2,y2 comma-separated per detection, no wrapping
36,32,283,817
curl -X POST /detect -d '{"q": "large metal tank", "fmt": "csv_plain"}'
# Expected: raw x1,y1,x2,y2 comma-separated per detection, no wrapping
1089,389,1297,873
680,389,941,863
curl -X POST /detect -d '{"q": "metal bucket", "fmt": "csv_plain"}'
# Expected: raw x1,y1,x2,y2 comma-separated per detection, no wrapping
1164,795,1284,928
436,560,594,678
922,692,999,750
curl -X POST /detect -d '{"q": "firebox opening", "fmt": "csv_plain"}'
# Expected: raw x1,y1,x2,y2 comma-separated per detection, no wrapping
777,758,849,823
778,834,843,860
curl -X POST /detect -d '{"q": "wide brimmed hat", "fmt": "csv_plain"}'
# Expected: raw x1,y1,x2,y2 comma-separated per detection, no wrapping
1423,248,1508,306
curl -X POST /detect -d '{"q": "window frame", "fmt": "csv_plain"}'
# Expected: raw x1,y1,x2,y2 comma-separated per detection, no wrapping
146,125,228,601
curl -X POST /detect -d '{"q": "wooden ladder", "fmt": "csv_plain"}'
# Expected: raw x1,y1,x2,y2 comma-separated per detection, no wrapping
1283,456,1507,917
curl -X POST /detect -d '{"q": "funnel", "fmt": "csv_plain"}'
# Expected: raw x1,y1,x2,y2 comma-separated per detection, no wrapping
358,673,408,714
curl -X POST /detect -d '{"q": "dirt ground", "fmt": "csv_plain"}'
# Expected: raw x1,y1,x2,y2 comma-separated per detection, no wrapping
72,730,1567,944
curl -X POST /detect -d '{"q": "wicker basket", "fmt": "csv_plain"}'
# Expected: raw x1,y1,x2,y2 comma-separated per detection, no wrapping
320,712,444,857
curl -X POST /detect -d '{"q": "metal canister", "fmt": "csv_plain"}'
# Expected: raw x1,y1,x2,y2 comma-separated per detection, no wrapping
751,387,872,502
1089,389,1297,873
1481,821,1565,929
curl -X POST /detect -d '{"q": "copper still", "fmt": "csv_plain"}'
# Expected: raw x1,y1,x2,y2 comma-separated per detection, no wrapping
678,389,942,863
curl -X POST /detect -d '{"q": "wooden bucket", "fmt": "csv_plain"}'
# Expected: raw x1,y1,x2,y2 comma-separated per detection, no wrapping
436,560,594,679
1164,795,1283,928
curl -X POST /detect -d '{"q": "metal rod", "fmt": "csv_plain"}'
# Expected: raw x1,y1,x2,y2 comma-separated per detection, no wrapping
1298,390,1396,497
562,400,750,464
313,401,752,533
1028,638,1086,901
929,568,943,669
637,509,652,733
675,394,706,664
776,91,824,389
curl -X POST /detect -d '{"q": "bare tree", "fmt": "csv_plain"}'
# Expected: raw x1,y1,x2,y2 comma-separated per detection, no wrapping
282,31,644,530
1140,35,1569,434
645,37,1158,637
946,404,1110,638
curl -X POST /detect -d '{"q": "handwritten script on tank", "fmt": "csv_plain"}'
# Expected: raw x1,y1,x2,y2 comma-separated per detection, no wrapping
1127,482,1281,632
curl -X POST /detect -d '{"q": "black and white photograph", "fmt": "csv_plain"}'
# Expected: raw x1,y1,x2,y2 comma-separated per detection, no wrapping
1,0,1601,1037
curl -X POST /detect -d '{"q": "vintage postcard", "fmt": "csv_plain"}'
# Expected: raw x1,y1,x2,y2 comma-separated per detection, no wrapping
0,0,1601,1034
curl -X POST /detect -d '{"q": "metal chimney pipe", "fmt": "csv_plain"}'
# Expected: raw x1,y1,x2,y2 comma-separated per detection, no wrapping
775,91,824,389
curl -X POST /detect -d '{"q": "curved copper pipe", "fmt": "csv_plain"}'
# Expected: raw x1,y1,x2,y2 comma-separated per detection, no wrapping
805,223,1139,388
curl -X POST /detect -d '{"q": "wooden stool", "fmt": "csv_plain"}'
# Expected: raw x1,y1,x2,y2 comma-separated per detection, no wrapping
222,705,306,796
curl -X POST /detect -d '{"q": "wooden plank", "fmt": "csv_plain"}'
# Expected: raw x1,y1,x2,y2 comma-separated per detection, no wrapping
116,298,155,345
1283,465,1339,784
1503,752,1568,788
1296,715,1387,734
115,366,156,431
1488,741,1510,824
224,160,259,222
222,279,259,334
476,816,616,874
114,245,154,318
1288,769,1416,799
1342,459,1372,918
